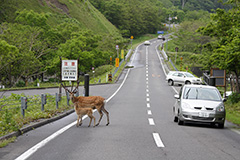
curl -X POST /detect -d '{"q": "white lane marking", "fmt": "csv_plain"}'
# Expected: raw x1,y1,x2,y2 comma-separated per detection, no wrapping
146,85,149,88
147,110,152,115
147,98,150,102
146,74,148,77
146,89,149,93
15,38,143,160
146,77,148,81
153,133,165,147
148,118,155,125
155,44,178,95
146,93,149,97
147,103,150,108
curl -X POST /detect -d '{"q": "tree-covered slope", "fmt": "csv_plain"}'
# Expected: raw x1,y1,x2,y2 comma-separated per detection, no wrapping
0,0,119,35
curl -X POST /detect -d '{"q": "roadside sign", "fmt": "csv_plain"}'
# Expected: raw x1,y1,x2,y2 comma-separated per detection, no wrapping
62,60,78,81
116,45,119,50
157,31,164,34
115,58,119,67
130,36,134,39
121,49,124,59
108,74,112,82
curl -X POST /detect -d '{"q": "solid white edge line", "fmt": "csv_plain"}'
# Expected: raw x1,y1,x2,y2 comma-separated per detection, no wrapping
15,40,142,160
153,133,165,147
15,115,87,160
155,44,178,95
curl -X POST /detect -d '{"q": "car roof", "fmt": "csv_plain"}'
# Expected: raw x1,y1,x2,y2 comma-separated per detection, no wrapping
183,84,217,89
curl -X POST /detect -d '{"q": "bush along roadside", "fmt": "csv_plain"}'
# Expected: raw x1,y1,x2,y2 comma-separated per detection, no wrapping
0,93,72,147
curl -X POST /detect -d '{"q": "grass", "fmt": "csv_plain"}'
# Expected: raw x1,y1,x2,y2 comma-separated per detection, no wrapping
0,137,16,148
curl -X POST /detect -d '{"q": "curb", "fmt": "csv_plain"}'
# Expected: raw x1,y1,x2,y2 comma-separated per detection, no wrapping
0,109,74,141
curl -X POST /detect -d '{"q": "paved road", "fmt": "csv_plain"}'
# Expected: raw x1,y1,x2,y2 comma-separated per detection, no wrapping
1,38,240,160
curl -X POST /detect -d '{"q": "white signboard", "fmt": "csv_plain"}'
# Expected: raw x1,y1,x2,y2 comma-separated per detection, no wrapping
62,60,78,81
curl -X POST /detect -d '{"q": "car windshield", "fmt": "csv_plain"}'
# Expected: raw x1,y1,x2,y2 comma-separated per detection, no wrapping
183,87,221,101
184,72,195,78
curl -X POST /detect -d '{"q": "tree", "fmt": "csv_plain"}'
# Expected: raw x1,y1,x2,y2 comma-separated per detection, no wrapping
198,0,240,92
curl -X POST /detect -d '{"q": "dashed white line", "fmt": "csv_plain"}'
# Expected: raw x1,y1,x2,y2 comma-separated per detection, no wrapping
148,118,155,125
146,98,150,102
147,103,150,108
146,93,149,97
153,133,165,147
147,110,152,115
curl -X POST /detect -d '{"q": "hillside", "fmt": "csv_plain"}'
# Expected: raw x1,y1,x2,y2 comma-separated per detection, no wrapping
0,0,119,35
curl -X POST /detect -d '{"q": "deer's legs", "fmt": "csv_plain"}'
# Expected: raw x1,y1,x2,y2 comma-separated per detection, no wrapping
79,116,83,126
96,109,103,126
102,107,110,126
76,116,80,127
88,114,96,127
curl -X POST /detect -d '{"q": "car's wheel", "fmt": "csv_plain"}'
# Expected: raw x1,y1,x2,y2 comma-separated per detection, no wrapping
168,79,174,86
218,123,224,129
178,119,184,125
174,116,178,122
185,81,191,85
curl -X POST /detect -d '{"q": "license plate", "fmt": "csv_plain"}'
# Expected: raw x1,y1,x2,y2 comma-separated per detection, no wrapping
199,112,209,117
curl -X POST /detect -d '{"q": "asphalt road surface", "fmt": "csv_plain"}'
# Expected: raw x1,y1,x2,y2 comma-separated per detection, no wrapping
1,38,240,160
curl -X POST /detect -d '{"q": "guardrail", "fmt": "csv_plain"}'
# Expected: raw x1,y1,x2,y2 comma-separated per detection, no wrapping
0,92,71,118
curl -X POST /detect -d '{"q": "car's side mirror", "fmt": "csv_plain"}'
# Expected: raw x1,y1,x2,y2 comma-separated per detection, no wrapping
222,98,227,102
174,94,180,99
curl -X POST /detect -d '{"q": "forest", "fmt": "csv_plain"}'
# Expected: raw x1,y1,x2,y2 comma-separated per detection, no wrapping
0,0,238,90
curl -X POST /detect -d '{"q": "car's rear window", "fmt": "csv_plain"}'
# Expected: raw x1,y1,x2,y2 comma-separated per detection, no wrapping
183,87,221,101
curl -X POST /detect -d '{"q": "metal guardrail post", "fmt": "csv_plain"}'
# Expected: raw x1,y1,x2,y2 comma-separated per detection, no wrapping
56,93,59,109
41,94,46,111
66,91,70,106
21,97,27,118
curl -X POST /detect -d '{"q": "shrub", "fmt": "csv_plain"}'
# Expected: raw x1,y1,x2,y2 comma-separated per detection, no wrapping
16,80,25,87
227,92,240,104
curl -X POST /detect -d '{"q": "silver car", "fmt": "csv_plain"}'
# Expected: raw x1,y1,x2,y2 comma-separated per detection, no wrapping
173,85,226,128
166,71,202,86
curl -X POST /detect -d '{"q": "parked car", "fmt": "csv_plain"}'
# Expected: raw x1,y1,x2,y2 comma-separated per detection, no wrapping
144,40,150,45
158,35,163,39
173,85,226,128
166,71,202,86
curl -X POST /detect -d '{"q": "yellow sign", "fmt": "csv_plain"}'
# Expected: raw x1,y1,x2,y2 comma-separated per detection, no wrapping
108,74,112,82
115,58,119,67
130,36,134,39
121,50,124,59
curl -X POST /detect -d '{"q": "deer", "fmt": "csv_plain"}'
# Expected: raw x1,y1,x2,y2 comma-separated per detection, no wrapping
61,82,109,126
74,102,96,127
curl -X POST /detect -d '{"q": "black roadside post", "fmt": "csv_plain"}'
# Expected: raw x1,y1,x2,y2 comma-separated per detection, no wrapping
84,74,89,96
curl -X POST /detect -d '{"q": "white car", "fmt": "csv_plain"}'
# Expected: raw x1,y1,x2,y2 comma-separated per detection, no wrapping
173,85,226,128
144,41,150,45
158,35,163,39
166,71,202,86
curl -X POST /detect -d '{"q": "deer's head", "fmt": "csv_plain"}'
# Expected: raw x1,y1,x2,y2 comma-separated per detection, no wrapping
61,82,79,100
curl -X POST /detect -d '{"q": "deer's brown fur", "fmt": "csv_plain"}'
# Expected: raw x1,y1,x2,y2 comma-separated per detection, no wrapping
74,103,96,127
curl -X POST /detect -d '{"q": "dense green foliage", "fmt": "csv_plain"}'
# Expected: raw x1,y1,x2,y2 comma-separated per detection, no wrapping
197,0,240,92
89,0,229,37
0,1,128,87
